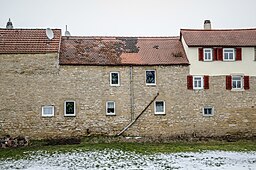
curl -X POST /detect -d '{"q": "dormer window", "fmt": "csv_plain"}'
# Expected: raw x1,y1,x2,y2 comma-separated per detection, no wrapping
223,48,235,61
204,48,212,61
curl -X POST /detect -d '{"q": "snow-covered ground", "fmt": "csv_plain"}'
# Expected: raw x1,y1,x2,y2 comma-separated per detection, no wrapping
0,149,255,170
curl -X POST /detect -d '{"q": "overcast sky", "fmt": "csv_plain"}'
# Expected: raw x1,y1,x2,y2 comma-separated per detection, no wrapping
1,0,256,36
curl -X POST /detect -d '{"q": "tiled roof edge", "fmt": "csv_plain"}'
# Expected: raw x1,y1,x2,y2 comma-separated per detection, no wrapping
181,28,256,32
59,63,190,66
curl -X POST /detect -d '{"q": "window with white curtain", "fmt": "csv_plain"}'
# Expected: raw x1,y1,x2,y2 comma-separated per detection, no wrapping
106,101,115,115
154,101,165,115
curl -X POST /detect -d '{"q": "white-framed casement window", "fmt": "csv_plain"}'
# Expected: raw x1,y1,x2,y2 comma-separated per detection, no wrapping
203,106,214,116
146,70,156,85
154,101,165,115
204,48,213,61
106,101,115,115
42,105,54,117
232,75,243,90
64,100,76,116
223,48,235,61
110,72,120,86
193,76,203,90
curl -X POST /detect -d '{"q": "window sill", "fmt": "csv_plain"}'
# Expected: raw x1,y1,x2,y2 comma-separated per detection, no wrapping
106,114,116,116
110,84,120,87
146,84,156,86
231,88,245,92
193,88,204,90
42,115,54,117
223,60,236,62
64,114,76,117
203,114,214,117
154,113,166,115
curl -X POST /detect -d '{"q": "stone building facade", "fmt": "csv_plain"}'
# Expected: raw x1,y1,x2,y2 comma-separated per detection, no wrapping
0,25,256,139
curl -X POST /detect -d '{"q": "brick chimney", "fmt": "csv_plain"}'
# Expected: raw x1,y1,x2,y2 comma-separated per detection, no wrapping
204,20,211,30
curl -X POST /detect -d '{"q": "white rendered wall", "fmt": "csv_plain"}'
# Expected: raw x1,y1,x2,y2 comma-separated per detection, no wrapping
182,37,256,76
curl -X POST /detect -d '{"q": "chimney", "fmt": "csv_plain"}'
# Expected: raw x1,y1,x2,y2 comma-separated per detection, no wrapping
65,25,71,36
6,18,13,29
204,20,211,30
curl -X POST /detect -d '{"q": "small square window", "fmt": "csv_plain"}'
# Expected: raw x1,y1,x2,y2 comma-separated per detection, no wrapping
106,101,115,115
193,76,203,90
232,75,243,89
42,105,54,117
155,101,165,115
146,70,156,85
64,100,76,116
203,107,214,116
223,48,235,61
110,72,120,86
204,48,212,61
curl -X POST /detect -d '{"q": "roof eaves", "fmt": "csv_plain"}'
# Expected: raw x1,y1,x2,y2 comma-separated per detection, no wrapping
59,63,190,66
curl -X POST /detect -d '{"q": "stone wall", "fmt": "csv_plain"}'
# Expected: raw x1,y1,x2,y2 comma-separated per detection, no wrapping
1,53,256,139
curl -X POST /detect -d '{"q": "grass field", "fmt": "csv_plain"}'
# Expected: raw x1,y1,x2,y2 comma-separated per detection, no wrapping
0,136,256,159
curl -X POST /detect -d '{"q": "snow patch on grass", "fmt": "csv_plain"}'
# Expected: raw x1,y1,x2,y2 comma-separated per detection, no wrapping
0,150,255,170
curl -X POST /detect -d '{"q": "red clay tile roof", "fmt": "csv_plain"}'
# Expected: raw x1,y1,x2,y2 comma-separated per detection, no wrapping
60,36,189,65
181,28,256,47
0,29,61,54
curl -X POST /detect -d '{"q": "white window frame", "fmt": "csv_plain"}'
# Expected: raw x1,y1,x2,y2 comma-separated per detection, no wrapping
203,48,213,61
193,76,204,90
145,70,156,85
203,106,214,117
106,101,115,116
231,75,243,90
42,105,54,117
110,72,120,86
64,100,76,116
223,48,235,61
154,101,165,115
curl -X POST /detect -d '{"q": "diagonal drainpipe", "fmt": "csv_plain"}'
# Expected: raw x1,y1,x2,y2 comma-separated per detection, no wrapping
116,92,159,136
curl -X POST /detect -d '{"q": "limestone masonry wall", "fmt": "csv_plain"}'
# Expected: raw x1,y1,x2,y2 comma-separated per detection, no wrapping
0,53,256,139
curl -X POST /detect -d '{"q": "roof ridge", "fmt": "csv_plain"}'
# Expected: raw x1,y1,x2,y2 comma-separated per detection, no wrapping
0,28,61,30
181,28,256,31
62,36,180,40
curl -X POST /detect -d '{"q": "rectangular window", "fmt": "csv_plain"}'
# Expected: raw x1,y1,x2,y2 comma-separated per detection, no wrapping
110,72,120,86
42,105,54,117
64,100,76,116
146,70,156,85
106,101,115,115
232,75,243,90
155,101,165,115
204,48,212,61
223,48,235,61
203,107,214,116
193,76,203,90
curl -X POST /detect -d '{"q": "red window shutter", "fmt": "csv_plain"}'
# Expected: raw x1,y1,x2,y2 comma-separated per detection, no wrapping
187,75,193,90
213,48,217,61
226,75,232,90
236,48,242,60
244,76,250,90
204,75,209,89
198,48,204,61
217,48,223,61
